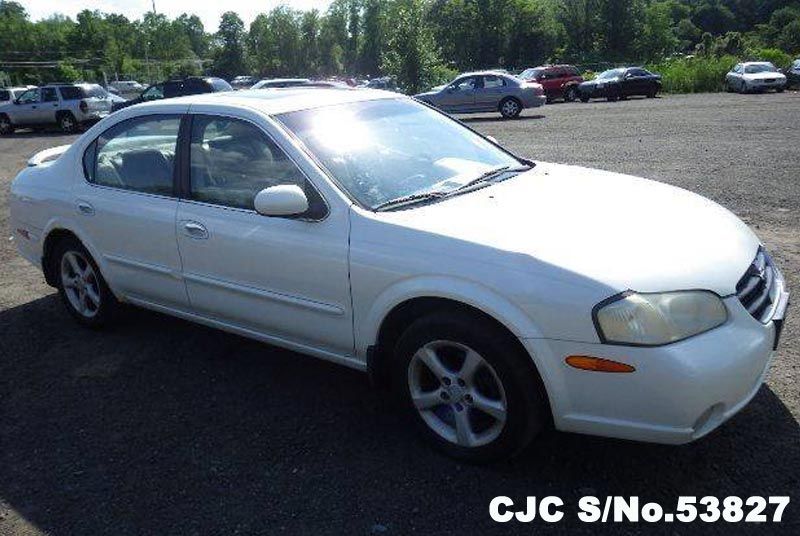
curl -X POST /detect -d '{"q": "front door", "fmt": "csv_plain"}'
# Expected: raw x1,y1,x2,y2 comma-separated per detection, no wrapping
439,77,478,113
175,112,353,358
12,88,42,124
75,112,188,308
39,87,60,124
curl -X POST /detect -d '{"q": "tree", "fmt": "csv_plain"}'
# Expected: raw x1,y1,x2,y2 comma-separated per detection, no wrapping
176,14,208,57
635,1,679,61
213,11,248,78
360,0,386,76
299,10,321,74
693,1,735,36
382,0,444,93
559,0,601,60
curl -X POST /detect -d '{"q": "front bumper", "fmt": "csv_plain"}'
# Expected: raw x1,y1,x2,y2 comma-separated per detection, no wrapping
523,290,789,445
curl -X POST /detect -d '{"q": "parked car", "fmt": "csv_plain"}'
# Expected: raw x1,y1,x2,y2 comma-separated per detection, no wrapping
0,85,35,105
518,65,584,102
0,83,113,135
359,76,397,91
112,77,232,112
250,78,312,90
578,67,662,102
108,80,145,97
10,89,789,461
726,62,787,93
786,59,800,88
414,71,545,118
231,75,257,90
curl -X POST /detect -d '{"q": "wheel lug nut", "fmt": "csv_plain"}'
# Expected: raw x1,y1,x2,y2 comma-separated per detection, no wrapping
454,403,463,412
440,391,449,400
457,378,466,387
442,377,451,386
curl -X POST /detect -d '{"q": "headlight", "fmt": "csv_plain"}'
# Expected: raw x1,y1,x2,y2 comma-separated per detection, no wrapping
593,291,728,346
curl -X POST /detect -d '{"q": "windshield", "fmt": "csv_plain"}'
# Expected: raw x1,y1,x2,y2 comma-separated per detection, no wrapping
520,68,544,80
745,63,776,74
597,68,625,80
277,98,520,209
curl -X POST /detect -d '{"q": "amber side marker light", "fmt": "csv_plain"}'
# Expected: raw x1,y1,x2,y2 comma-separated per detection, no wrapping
565,356,635,373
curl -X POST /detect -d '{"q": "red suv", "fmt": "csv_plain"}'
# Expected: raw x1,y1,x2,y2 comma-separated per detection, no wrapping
518,65,584,103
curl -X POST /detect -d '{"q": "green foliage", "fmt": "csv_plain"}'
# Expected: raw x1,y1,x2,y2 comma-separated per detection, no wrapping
648,54,738,93
748,48,793,70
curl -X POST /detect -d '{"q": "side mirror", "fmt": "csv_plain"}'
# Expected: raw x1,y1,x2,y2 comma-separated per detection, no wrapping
254,184,309,217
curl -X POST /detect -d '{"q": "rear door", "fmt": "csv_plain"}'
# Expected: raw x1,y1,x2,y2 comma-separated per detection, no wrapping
75,108,189,308
175,108,353,357
475,75,507,110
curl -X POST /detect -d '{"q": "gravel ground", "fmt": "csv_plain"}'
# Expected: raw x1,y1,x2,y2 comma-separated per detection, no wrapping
0,92,798,535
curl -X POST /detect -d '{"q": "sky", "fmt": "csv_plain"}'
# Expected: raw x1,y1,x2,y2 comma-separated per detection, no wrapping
23,0,334,32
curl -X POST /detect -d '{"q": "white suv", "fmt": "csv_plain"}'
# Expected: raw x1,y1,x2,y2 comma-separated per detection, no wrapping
0,83,113,135
9,89,789,461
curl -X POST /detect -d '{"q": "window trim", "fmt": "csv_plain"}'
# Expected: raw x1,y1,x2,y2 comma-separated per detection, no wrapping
82,113,184,199
179,112,330,222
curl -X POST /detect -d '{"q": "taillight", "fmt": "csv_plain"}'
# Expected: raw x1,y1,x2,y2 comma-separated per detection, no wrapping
79,100,88,113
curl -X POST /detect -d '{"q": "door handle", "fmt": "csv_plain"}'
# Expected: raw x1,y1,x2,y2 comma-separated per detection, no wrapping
182,221,209,239
76,201,95,216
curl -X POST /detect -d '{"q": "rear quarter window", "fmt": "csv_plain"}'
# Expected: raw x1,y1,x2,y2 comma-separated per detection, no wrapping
59,86,83,100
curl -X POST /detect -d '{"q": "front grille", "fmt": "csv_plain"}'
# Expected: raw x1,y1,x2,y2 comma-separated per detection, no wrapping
736,248,777,323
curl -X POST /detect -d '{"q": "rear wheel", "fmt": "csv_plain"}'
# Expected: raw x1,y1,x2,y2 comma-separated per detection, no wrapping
53,237,117,328
393,312,547,463
499,97,522,119
0,114,13,135
564,86,579,102
580,93,590,103
647,87,658,98
58,112,78,133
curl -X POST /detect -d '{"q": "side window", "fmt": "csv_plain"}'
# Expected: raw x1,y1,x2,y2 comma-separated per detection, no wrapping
88,115,181,195
189,115,323,216
141,84,164,101
17,89,39,104
452,77,476,91
42,87,58,102
0,90,9,101
484,75,506,89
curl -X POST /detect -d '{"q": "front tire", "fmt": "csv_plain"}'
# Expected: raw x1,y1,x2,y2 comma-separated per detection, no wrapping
580,93,590,103
564,86,579,102
53,237,117,328
499,98,522,119
393,312,547,463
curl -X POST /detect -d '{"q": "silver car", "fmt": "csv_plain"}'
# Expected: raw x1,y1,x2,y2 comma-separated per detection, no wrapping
0,83,113,135
725,62,787,93
414,71,545,118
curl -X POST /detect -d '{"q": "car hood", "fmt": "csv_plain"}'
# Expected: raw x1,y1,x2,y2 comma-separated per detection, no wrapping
376,162,758,296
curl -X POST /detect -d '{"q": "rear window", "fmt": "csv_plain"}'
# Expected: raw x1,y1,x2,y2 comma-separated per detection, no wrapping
59,86,83,100
81,85,107,98
209,78,233,92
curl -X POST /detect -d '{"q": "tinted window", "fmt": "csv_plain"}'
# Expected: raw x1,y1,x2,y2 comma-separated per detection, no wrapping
183,79,209,95
59,86,83,100
42,87,58,102
628,69,649,77
0,90,9,101
189,116,316,213
163,82,183,98
81,85,106,98
89,115,180,195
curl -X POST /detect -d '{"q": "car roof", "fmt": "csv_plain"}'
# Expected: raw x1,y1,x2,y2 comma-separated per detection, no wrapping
133,87,400,116
458,70,514,78
742,61,774,66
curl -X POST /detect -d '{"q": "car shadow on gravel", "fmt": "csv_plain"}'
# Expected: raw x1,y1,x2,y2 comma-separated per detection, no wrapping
459,114,545,124
1,295,798,534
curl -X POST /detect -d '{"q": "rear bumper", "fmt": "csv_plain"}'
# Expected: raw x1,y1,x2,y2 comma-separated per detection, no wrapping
523,291,788,445
523,95,547,108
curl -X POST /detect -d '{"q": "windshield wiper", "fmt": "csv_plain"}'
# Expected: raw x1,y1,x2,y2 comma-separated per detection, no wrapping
373,191,447,212
445,164,532,197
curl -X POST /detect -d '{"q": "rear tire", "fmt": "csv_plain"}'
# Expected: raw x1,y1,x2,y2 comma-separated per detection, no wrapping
52,237,118,328
0,114,13,135
499,97,522,119
580,94,590,103
564,86,579,102
58,112,78,134
393,311,547,463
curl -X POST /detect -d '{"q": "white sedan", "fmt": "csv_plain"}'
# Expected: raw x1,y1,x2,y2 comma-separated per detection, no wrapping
10,89,789,461
726,62,787,93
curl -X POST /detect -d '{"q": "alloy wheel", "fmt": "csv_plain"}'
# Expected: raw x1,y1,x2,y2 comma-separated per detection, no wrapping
407,340,507,448
61,115,75,132
0,117,10,134
60,251,101,318
501,100,520,118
